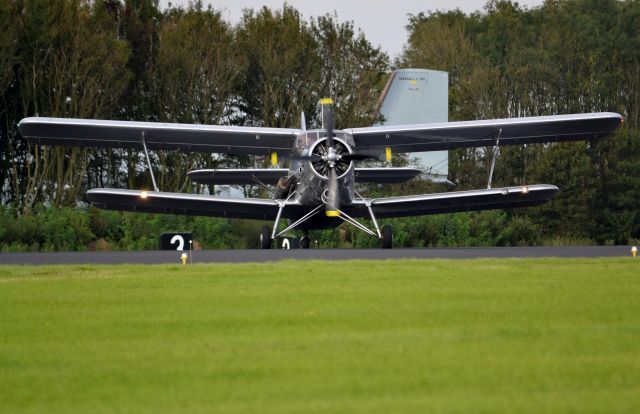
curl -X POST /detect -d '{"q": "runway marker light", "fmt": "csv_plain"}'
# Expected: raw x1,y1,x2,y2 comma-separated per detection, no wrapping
140,190,148,199
521,186,529,194
181,252,188,265
632,246,637,258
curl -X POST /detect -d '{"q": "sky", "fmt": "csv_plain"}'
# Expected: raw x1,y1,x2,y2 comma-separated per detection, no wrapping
159,0,545,59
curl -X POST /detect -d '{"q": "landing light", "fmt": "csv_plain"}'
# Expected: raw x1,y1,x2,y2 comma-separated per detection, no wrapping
140,191,148,199
521,186,529,194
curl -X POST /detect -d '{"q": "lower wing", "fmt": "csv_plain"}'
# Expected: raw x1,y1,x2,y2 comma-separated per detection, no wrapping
86,189,304,220
86,185,558,221
347,185,558,219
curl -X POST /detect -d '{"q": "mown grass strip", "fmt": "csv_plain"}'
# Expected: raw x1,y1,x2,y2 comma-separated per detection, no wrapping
0,258,638,413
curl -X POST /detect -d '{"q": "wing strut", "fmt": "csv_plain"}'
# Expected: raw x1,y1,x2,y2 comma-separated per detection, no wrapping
274,203,324,239
332,208,378,237
356,190,382,238
271,191,297,239
141,131,159,192
487,128,502,189
251,174,275,197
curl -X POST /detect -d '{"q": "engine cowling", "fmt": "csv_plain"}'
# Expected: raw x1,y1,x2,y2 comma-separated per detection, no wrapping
308,137,353,180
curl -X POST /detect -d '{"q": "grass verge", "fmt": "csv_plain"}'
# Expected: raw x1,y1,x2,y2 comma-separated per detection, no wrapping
0,258,639,413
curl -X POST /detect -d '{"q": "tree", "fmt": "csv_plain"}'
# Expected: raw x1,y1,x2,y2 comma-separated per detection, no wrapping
311,13,388,128
236,5,321,129
144,1,244,193
10,0,131,211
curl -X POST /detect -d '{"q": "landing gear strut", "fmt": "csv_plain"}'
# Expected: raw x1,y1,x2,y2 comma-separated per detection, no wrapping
381,225,393,249
260,225,272,249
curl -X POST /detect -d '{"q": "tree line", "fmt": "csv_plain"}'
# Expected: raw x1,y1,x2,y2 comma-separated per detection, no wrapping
400,0,640,245
0,0,639,250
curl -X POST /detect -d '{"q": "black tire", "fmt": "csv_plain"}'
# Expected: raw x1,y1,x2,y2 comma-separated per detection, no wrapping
300,236,310,249
381,224,392,249
260,225,272,249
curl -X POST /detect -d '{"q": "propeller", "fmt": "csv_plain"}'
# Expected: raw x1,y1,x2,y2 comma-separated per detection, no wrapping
320,99,340,216
288,152,379,163
296,99,383,217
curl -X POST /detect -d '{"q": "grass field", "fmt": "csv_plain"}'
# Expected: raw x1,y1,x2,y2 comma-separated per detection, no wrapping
0,258,639,413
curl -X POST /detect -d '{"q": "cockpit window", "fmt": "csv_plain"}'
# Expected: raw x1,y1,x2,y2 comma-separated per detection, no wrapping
295,131,319,149
295,130,347,149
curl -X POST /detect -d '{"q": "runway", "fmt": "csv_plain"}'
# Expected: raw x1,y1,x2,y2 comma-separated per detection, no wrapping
0,246,634,265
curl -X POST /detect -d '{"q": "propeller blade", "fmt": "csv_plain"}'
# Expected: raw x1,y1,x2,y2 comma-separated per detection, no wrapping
326,107,334,148
320,98,334,148
326,166,340,216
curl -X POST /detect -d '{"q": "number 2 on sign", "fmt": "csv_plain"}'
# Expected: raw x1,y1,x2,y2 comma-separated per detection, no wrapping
170,235,185,251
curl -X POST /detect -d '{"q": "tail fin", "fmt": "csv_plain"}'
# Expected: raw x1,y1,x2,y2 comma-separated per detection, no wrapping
376,69,449,180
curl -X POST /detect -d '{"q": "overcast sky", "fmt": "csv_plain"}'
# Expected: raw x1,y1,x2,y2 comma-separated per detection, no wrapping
160,0,545,59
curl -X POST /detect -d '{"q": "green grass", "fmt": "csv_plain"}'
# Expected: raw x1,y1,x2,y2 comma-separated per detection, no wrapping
0,259,639,413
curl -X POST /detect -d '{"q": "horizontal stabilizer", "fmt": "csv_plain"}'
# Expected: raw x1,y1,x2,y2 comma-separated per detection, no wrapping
188,167,422,185
353,168,421,183
188,169,289,185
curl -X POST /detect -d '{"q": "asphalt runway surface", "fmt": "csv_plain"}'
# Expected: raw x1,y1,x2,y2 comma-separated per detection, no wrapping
0,246,635,265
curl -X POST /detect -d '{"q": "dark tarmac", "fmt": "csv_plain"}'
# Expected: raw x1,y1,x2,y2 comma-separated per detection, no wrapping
0,246,635,265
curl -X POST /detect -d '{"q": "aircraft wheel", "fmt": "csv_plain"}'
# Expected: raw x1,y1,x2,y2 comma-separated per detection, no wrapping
260,225,272,249
381,225,393,249
300,236,310,249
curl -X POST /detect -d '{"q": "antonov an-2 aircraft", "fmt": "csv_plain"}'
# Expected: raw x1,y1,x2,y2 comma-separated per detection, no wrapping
18,73,622,249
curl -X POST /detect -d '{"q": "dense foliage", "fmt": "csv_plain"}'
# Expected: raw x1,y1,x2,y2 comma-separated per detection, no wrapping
0,0,639,250
400,0,640,245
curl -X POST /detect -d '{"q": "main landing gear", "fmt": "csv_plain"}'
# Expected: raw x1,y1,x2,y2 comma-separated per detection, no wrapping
260,226,311,249
260,203,393,249
300,230,310,249
260,225,272,249
260,225,392,249
381,224,393,249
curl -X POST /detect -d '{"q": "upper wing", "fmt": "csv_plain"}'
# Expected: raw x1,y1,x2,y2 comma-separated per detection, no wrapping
86,189,305,220
348,112,623,154
346,184,558,219
18,117,300,155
